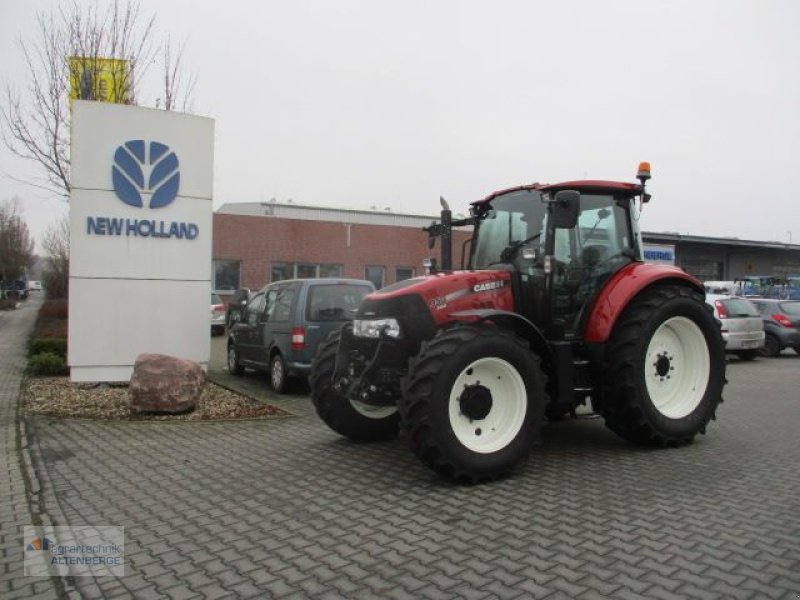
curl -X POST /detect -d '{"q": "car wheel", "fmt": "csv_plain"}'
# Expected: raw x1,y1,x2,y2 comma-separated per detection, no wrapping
227,344,244,375
759,333,781,357
270,353,287,394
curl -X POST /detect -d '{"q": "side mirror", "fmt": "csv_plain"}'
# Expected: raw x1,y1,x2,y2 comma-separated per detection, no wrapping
551,190,580,229
232,288,250,308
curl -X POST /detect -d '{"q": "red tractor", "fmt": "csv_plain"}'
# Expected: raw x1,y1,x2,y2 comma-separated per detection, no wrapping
311,164,726,482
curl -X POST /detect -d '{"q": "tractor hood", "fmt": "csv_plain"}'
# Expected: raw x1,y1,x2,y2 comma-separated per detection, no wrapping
359,270,515,328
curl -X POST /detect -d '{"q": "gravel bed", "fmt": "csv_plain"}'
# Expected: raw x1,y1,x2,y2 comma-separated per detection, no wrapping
23,377,289,421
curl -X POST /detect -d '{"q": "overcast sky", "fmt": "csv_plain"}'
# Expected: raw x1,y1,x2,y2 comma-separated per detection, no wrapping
2,0,799,250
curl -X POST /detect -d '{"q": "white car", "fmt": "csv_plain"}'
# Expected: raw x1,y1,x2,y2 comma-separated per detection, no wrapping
211,292,226,335
706,294,765,360
27,280,42,291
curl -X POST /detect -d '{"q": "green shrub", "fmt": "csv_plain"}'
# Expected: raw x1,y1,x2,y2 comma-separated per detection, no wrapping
29,338,67,358
29,352,69,376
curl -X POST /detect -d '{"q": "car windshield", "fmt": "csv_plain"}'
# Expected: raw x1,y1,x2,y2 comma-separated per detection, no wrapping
211,293,222,305
471,189,547,269
779,301,800,316
720,298,759,317
307,284,372,321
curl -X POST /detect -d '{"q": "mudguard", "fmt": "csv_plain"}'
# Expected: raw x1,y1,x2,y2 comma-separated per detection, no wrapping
584,263,704,343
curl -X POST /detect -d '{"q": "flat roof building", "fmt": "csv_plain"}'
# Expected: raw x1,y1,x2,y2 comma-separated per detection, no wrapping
212,201,800,293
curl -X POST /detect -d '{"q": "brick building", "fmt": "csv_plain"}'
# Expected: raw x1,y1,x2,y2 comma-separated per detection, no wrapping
212,201,800,295
212,202,472,294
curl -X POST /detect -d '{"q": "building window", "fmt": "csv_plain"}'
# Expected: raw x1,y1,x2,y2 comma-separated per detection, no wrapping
213,260,240,291
319,264,343,278
272,263,343,282
271,263,293,282
396,267,414,282
297,264,317,279
365,265,385,289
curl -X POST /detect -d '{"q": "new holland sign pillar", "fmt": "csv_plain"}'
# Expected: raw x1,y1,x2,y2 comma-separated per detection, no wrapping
69,101,214,382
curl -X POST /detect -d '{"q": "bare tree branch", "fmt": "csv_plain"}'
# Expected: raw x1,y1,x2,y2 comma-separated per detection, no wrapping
1,0,195,200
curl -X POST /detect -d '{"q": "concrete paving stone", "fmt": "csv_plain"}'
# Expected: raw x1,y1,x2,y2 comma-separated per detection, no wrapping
639,557,681,578
193,583,236,599
211,568,248,589
675,583,724,600
226,580,266,599
275,565,313,585
516,577,554,598
703,566,748,587
646,585,697,600
709,578,758,600
548,577,589,598
162,583,202,600
414,584,460,600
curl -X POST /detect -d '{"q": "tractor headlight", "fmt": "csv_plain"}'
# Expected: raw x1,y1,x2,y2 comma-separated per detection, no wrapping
353,318,401,339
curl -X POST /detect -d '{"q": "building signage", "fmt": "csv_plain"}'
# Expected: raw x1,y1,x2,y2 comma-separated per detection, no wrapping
69,101,214,382
83,139,199,239
643,243,676,265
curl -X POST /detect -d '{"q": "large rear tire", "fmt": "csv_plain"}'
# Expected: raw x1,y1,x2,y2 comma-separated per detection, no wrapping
400,325,546,483
311,329,400,442
601,284,726,446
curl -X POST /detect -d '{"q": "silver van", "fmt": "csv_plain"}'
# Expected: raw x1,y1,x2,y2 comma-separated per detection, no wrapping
226,278,374,392
706,295,765,360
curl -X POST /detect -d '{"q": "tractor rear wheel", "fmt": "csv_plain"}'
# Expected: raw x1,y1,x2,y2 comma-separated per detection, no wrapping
400,325,546,483
601,284,726,446
311,329,400,442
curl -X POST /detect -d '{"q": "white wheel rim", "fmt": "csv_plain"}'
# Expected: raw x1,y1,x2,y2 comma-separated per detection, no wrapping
349,399,398,419
228,347,236,371
448,357,527,454
645,316,710,419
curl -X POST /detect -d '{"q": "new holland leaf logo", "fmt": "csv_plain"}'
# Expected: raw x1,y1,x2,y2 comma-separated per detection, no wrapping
112,140,180,208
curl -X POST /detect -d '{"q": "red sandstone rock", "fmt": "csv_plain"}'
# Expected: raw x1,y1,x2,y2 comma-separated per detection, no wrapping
129,353,205,414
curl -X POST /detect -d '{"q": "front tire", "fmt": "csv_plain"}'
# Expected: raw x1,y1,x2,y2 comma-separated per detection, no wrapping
601,284,726,446
400,325,546,483
310,330,401,442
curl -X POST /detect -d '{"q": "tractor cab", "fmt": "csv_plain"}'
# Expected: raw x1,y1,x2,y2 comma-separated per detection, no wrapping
467,179,645,340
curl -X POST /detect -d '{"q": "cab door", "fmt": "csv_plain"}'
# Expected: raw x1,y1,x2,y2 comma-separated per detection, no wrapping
548,194,635,338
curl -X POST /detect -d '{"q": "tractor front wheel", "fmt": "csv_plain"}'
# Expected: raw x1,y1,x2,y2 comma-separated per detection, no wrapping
601,284,726,446
400,325,546,483
311,329,400,442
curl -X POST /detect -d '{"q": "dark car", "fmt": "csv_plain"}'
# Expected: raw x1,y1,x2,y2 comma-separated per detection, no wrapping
748,298,800,357
226,278,375,392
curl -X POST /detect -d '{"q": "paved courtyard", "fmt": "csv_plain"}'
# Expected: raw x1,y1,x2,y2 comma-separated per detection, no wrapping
3,316,800,598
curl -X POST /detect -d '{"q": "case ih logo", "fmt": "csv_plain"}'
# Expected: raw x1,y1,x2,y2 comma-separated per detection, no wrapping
473,280,505,293
112,140,180,209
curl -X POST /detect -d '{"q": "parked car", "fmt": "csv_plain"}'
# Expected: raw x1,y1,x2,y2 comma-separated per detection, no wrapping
0,279,28,300
27,280,42,291
226,278,375,392
706,295,765,360
211,292,226,335
748,298,800,357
